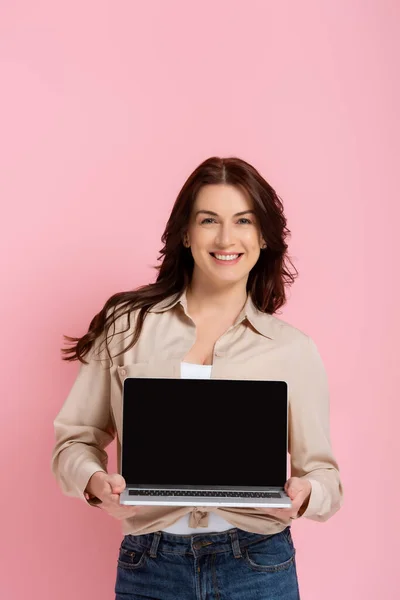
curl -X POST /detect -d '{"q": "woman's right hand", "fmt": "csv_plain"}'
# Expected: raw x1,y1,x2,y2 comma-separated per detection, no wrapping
85,471,142,520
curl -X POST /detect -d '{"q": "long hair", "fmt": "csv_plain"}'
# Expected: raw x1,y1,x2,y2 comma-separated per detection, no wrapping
62,156,298,364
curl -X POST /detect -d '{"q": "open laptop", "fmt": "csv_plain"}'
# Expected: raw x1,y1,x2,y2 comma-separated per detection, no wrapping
119,377,291,508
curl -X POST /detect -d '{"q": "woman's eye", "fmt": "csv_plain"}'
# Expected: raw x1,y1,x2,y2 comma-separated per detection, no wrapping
199,217,253,225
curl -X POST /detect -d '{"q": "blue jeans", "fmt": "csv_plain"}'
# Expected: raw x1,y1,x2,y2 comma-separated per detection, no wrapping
115,526,300,599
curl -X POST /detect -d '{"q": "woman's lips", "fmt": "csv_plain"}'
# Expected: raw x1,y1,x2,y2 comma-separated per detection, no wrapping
209,252,243,265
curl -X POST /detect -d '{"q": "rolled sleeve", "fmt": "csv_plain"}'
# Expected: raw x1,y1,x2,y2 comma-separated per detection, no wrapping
289,336,344,522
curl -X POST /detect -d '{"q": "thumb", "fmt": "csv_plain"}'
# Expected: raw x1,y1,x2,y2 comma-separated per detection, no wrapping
104,473,126,494
284,477,304,500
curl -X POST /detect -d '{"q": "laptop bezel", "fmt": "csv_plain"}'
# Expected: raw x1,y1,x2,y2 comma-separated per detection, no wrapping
120,377,289,492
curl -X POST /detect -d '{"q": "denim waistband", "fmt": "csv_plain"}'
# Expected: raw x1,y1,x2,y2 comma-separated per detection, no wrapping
123,526,290,559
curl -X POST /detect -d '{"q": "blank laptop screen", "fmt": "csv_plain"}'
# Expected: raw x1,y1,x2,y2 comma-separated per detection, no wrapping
122,378,288,489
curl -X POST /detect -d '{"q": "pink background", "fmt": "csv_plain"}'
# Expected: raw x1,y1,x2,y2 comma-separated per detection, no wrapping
1,1,398,598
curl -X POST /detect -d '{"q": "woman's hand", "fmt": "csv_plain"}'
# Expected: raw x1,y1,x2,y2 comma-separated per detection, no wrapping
85,472,142,520
262,477,312,520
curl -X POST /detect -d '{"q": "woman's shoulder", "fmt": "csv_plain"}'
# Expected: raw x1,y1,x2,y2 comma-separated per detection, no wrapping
95,304,141,358
255,312,324,369
250,306,312,347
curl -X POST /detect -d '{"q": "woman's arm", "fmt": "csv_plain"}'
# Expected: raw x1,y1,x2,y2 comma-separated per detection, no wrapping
288,335,344,522
51,334,116,504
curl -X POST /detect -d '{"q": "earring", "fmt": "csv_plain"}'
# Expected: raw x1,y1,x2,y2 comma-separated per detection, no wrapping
183,234,190,247
261,242,267,250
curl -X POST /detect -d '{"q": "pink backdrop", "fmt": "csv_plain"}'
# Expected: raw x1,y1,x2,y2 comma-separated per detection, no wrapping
1,1,398,598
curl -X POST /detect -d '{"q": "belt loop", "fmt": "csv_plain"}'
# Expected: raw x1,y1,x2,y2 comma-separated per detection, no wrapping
229,530,242,559
149,531,161,558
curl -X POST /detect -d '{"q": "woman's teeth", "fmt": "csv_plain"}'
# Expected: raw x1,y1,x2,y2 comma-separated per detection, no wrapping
213,253,240,261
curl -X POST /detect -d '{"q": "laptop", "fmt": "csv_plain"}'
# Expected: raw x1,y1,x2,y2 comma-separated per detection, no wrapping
119,377,292,508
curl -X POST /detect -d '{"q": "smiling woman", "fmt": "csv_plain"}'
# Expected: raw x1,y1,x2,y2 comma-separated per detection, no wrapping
59,156,298,364
52,156,343,600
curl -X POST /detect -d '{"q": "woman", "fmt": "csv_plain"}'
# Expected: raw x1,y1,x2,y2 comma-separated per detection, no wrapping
52,156,343,599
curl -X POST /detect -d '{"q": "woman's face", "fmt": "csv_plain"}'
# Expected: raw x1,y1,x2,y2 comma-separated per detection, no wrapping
186,184,264,288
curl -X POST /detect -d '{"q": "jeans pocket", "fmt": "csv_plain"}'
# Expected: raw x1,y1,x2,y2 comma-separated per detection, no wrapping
242,531,295,573
117,540,148,571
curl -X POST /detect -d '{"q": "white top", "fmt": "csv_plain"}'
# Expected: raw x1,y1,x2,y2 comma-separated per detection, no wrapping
180,361,213,379
160,362,233,534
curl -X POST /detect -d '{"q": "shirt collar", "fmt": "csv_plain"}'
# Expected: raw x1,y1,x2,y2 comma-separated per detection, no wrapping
149,289,274,340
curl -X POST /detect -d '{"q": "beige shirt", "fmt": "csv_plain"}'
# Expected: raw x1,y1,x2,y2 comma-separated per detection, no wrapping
51,289,343,536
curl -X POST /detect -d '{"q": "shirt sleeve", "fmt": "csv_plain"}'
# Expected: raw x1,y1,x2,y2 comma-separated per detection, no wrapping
288,335,344,521
51,331,116,504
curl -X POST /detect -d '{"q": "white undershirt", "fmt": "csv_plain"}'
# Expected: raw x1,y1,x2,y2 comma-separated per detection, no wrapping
160,362,233,534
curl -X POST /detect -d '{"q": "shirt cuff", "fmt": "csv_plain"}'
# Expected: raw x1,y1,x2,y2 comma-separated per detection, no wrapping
76,462,107,506
297,478,324,519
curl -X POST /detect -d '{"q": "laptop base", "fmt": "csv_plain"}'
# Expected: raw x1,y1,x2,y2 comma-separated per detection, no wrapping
120,488,292,508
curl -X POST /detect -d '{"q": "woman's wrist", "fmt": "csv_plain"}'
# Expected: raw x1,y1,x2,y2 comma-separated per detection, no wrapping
85,470,107,498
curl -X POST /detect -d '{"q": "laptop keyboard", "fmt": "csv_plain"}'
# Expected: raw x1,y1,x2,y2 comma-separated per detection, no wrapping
129,490,281,498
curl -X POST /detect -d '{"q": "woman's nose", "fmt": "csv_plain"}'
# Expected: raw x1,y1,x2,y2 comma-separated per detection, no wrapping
215,224,234,246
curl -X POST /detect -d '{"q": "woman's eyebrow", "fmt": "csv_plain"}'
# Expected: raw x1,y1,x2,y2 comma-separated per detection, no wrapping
195,210,256,217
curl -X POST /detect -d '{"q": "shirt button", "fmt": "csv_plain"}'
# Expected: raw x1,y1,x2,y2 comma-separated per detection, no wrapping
120,368,127,376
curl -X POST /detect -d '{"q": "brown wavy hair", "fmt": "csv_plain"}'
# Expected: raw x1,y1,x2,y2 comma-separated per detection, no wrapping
62,156,298,364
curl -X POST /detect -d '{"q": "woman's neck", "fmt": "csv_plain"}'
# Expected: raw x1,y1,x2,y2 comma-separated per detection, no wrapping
185,280,248,320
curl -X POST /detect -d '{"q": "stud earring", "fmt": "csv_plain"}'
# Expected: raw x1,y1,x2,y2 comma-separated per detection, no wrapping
261,242,267,250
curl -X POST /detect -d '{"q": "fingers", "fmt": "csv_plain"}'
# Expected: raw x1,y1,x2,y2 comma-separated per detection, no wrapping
106,473,126,494
109,493,121,503
284,477,308,500
261,478,309,518
90,474,139,520
95,474,126,505
284,478,299,499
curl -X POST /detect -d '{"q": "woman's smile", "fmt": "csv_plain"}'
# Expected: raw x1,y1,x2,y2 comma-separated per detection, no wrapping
209,252,243,265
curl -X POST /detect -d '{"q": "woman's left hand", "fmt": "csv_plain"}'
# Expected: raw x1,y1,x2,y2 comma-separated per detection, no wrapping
261,477,312,520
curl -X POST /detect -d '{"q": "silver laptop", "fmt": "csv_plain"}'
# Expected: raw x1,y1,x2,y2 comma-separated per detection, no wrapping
119,377,291,508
